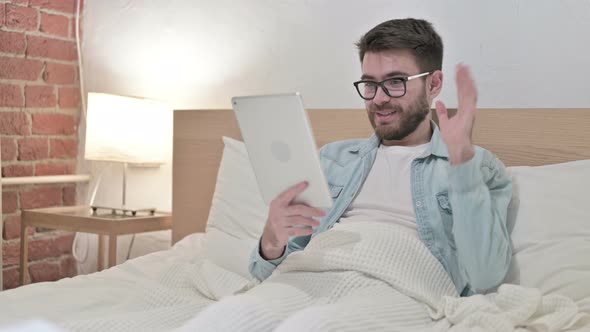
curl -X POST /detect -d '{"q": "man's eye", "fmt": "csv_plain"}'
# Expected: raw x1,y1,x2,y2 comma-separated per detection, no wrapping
384,79,404,89
359,82,377,90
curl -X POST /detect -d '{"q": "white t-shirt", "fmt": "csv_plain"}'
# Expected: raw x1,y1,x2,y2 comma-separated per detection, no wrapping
338,142,431,236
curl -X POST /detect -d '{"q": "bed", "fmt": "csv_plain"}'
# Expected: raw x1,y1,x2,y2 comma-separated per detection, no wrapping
0,108,589,331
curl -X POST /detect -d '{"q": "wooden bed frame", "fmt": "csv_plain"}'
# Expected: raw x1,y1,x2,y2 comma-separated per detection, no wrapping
172,108,590,244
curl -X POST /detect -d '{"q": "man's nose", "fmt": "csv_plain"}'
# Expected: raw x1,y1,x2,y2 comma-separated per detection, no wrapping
372,85,391,106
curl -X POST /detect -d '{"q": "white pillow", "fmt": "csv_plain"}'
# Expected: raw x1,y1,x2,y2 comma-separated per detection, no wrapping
504,160,590,312
202,136,268,279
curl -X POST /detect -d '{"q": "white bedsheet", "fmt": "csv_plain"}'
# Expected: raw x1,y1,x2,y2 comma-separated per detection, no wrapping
178,222,590,332
1,225,588,332
0,233,252,331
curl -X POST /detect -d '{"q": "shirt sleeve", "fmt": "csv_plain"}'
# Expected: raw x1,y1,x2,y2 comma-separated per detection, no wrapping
447,150,513,292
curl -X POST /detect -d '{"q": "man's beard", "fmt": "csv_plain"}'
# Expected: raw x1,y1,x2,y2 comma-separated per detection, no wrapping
368,93,430,141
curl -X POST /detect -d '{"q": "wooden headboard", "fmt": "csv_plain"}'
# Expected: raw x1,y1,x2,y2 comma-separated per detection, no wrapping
172,108,590,243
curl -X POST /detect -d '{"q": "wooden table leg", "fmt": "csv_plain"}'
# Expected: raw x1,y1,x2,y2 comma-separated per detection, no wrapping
97,234,104,271
108,234,117,268
19,222,29,286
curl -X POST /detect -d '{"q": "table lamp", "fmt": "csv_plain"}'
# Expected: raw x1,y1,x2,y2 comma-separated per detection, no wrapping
85,92,172,216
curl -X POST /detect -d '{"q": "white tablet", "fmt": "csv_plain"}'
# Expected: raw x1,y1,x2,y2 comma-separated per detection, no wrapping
231,93,333,208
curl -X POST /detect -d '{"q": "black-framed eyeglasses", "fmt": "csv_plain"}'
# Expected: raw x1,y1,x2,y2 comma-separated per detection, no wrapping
353,71,432,100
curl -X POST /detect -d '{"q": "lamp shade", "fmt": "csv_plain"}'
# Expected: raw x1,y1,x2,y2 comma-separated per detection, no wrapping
85,93,172,164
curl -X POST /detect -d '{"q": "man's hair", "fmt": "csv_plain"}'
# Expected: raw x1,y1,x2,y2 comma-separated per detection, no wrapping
356,18,443,72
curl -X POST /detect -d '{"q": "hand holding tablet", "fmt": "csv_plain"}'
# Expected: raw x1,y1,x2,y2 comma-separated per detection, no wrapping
232,93,332,259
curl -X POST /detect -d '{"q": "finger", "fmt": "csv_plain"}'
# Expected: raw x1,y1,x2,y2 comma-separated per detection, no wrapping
286,204,326,218
275,181,308,206
285,216,321,228
287,227,315,237
435,100,449,128
456,63,478,115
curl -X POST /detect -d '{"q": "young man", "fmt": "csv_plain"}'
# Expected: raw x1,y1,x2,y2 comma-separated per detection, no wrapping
250,18,512,297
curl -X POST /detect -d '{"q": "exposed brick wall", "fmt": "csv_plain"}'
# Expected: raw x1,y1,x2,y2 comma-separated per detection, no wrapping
1,0,81,290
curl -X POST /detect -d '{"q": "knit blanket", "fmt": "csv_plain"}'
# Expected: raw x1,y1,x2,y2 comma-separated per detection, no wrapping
178,222,589,332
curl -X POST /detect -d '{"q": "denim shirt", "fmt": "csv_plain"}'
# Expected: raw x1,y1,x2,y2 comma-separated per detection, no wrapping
249,121,513,295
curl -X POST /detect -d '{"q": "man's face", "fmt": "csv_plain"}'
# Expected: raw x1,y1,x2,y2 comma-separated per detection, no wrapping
361,49,430,142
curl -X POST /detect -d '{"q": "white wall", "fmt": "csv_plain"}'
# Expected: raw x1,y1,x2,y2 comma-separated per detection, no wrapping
81,0,590,212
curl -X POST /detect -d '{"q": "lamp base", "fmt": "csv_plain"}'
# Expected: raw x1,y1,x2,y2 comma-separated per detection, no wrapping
90,205,156,217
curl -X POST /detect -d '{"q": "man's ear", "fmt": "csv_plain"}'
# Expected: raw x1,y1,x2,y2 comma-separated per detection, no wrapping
428,70,443,100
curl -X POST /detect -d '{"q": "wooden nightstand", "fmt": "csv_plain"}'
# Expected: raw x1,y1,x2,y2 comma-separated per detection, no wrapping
19,205,172,285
